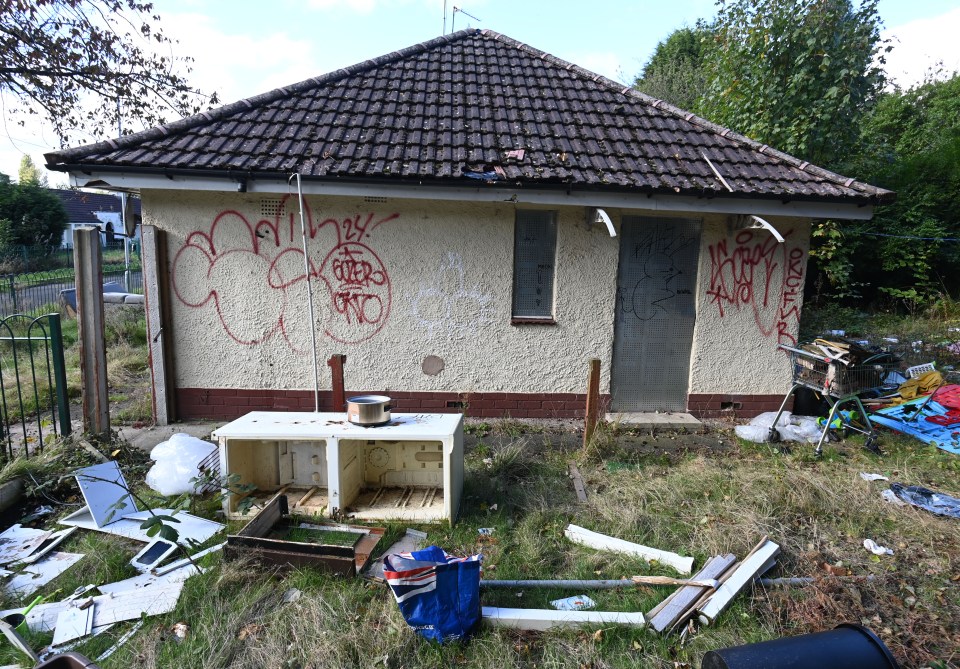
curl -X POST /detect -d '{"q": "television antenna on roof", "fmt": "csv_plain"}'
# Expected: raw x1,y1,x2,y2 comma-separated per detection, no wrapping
451,6,481,33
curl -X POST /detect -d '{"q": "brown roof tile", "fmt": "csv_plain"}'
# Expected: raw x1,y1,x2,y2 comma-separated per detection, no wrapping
45,29,892,204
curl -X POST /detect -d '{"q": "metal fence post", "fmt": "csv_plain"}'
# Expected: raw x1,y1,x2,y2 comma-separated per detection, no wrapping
7,275,17,314
47,313,72,438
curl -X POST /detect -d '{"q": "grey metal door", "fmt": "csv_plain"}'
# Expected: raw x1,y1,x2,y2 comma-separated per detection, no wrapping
611,216,701,412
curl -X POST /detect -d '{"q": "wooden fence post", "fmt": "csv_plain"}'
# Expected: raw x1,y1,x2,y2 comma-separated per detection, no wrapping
74,227,110,438
584,358,601,447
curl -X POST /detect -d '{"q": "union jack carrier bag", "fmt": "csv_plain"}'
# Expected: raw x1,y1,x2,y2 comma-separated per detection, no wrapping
383,545,482,643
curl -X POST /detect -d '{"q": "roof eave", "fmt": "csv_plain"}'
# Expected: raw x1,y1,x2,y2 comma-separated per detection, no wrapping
57,165,881,221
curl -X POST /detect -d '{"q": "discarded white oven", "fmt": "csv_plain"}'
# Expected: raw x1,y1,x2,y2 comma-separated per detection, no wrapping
212,411,464,524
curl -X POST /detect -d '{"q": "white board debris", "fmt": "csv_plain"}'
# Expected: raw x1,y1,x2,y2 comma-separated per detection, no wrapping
482,606,646,631
5,552,85,598
564,524,694,575
0,525,50,565
74,461,138,527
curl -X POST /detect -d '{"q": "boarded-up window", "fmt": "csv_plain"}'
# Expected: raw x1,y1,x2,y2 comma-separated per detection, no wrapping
512,210,557,320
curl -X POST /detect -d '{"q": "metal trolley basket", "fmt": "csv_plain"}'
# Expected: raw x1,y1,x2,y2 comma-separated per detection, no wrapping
769,344,902,455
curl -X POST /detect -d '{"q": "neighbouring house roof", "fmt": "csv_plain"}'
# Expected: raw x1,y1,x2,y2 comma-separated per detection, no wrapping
44,29,893,206
51,188,141,224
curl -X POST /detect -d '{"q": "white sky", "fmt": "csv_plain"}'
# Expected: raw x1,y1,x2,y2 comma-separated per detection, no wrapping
2,0,958,185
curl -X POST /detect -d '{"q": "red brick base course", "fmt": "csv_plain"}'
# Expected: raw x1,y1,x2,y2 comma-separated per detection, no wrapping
175,389,787,421
175,389,602,421
686,393,791,418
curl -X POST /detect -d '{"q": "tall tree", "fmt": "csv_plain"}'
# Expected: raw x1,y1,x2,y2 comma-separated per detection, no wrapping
633,25,712,112
0,1,218,147
0,180,68,248
699,0,887,167
18,155,47,187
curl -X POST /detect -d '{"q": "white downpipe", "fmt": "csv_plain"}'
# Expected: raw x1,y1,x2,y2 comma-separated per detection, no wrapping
290,173,321,412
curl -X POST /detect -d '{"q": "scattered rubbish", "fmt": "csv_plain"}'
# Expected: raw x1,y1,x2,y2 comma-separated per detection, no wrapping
0,525,53,565
701,624,900,669
863,539,893,556
906,362,937,378
51,605,94,646
5,553,85,598
363,528,427,582
503,149,525,160
20,506,54,524
696,538,780,626
146,433,218,496
647,554,736,634
15,528,77,566
888,483,960,519
734,411,822,444
384,546,482,643
2,594,44,635
859,472,889,482
881,489,907,507
884,337,899,344
282,588,302,604
1,579,187,633
130,539,178,573
488,503,498,512
870,397,960,455
170,622,189,642
550,595,595,611
568,462,588,502
0,617,38,662
481,607,645,631
60,504,224,546
225,495,383,575
96,621,143,662
564,524,694,575
72,462,139,528
478,528,495,536
481,576,719,590
826,329,846,337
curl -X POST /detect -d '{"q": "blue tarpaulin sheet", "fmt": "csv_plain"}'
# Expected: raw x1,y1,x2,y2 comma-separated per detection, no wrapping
870,397,960,455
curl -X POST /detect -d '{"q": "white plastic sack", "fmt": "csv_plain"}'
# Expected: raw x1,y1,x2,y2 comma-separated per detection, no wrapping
145,433,217,496
735,411,823,444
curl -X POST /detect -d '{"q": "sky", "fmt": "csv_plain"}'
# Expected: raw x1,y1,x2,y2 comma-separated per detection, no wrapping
2,0,959,185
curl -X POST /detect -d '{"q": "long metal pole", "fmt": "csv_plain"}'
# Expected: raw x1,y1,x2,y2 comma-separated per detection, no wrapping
291,173,321,412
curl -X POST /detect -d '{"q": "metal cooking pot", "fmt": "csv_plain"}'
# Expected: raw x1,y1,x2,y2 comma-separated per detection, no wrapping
346,395,392,426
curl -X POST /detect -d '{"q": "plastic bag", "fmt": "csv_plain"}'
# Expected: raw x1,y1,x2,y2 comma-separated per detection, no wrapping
384,546,482,643
735,411,823,444
889,483,960,519
145,433,217,496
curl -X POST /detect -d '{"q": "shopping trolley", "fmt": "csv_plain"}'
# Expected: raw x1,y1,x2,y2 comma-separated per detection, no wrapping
769,344,902,456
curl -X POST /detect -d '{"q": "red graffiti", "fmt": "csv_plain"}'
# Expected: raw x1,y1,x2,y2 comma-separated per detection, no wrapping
707,229,804,345
171,195,397,349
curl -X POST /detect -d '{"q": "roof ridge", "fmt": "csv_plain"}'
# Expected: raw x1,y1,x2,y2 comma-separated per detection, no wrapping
46,29,483,167
480,29,890,200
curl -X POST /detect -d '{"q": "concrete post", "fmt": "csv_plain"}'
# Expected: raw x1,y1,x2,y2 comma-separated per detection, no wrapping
74,226,110,438
142,225,171,424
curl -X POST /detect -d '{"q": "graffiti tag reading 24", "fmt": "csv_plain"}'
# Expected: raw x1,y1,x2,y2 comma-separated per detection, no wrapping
171,197,397,350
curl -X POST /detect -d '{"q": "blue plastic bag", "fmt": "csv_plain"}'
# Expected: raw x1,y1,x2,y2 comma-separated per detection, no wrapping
383,545,482,643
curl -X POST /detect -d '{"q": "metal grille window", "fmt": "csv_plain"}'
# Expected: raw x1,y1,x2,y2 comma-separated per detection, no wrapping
512,210,557,320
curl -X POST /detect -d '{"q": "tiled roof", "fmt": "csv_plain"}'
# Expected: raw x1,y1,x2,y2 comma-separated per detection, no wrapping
51,188,141,223
44,30,893,205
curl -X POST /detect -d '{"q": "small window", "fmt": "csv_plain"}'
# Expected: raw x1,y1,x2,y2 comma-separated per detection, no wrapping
512,210,557,322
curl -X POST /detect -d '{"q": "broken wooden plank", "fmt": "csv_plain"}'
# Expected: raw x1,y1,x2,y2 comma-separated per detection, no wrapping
697,540,780,625
564,524,694,575
482,606,645,631
295,486,319,507
568,462,588,502
648,553,736,633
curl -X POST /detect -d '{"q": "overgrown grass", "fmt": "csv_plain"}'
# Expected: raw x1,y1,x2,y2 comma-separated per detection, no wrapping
0,425,953,668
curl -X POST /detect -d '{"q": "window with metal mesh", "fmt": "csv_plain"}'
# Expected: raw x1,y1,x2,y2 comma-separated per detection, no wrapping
512,210,557,319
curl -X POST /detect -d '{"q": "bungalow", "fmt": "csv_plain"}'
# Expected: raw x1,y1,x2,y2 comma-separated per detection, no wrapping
44,29,892,424
52,188,141,249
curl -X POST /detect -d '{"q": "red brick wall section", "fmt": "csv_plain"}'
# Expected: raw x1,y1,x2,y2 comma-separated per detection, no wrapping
176,389,788,420
175,389,607,421
686,393,791,419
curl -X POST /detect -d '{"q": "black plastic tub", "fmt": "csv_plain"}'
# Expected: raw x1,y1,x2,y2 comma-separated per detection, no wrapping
701,624,899,669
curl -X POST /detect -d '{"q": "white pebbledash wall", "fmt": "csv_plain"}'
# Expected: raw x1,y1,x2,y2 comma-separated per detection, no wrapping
142,190,809,414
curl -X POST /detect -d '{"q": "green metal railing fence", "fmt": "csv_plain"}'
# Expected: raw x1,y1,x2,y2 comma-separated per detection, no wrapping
0,313,71,458
0,264,142,317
